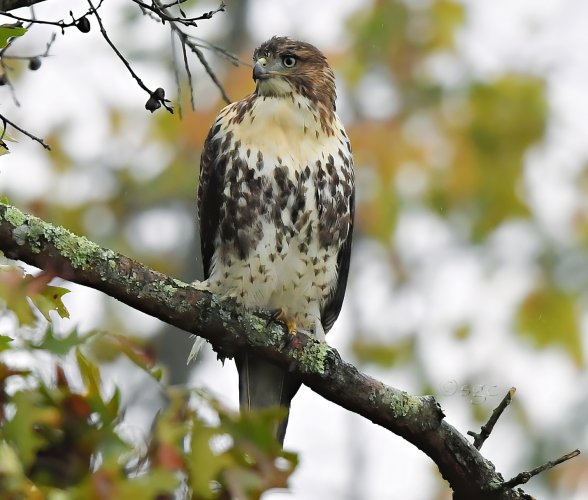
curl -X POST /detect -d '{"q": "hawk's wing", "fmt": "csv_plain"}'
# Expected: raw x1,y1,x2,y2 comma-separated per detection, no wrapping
197,125,224,279
321,189,354,333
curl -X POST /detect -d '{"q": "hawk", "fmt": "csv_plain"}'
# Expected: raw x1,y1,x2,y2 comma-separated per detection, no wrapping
197,36,354,443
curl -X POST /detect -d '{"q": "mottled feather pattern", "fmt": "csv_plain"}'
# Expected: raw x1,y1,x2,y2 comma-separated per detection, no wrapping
198,90,353,337
196,36,354,442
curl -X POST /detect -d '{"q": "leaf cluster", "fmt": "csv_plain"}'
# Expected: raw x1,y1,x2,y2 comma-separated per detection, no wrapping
0,265,297,499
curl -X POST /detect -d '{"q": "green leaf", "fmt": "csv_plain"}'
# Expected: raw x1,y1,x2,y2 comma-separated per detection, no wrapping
2,391,52,468
0,335,14,352
30,326,93,356
30,285,70,321
0,267,36,326
0,25,27,49
116,469,180,497
111,334,163,381
76,349,102,399
0,441,33,496
189,418,234,498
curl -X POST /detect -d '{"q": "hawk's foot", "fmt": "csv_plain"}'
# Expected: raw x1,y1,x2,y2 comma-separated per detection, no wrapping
267,308,298,336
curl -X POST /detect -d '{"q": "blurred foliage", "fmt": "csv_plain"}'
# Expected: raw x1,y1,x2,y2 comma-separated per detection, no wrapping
342,0,584,374
0,266,69,327
348,1,547,241
0,267,297,499
517,283,583,366
352,337,414,367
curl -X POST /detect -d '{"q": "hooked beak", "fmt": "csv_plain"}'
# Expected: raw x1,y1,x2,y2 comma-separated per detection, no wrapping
253,58,270,81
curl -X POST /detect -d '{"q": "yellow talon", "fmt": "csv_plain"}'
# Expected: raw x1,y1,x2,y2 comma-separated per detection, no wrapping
268,308,298,336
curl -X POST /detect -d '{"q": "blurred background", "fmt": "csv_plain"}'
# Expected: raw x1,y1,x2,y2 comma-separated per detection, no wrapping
2,0,588,498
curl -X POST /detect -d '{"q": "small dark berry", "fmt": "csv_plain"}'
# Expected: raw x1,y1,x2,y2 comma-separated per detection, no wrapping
145,96,161,113
153,87,165,99
28,57,42,71
76,17,91,33
0,74,7,86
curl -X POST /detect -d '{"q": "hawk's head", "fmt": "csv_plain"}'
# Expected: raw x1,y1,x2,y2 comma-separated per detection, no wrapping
252,37,336,110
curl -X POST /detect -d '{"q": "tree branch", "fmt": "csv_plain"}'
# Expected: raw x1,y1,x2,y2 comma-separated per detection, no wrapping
468,387,516,450
0,202,578,499
0,0,46,11
0,111,51,150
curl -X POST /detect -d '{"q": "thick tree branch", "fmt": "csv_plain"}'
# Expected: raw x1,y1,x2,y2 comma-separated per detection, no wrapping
0,0,45,11
0,202,578,499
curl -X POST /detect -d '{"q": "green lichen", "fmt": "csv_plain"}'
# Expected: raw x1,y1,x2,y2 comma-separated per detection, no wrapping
50,226,102,270
12,225,29,246
26,224,45,249
381,389,424,418
3,206,26,227
292,340,329,374
152,280,178,298
2,204,105,270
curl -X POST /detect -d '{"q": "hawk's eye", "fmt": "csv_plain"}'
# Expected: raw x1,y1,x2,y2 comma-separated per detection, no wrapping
282,55,297,68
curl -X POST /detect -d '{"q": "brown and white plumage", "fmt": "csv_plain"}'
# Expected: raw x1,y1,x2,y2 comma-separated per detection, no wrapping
197,36,354,443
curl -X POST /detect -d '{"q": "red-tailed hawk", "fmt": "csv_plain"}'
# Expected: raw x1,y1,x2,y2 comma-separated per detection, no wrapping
197,36,354,443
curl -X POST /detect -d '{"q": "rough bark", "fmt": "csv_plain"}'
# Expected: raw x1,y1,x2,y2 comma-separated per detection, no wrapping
0,0,46,11
0,202,548,498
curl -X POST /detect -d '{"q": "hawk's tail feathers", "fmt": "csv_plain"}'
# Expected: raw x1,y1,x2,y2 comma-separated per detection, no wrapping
187,336,206,364
236,353,301,445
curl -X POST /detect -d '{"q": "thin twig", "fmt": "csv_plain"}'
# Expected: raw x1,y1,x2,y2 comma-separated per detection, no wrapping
0,2,102,32
0,31,55,107
0,112,51,150
468,387,515,450
170,29,183,118
87,0,173,113
174,30,230,104
502,449,581,489
180,33,194,111
130,0,225,27
158,0,189,9
147,0,232,104
189,36,249,67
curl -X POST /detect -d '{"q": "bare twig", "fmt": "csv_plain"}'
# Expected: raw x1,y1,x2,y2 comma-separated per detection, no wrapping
0,112,50,150
189,36,248,67
180,33,194,111
0,3,101,33
158,0,189,9
145,0,232,104
502,449,581,489
175,29,231,104
170,29,183,118
130,0,225,27
468,387,516,450
87,0,173,113
0,4,94,109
